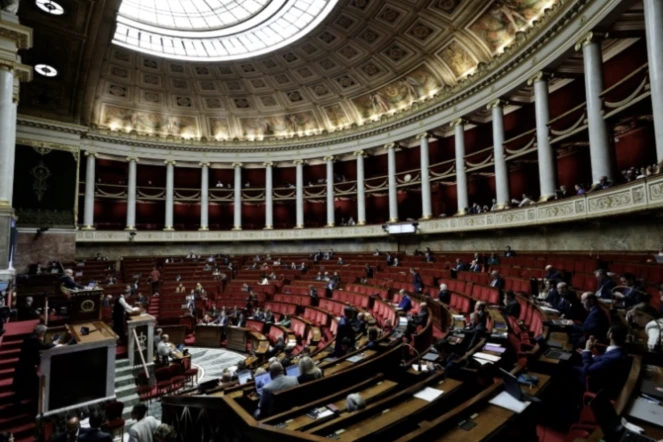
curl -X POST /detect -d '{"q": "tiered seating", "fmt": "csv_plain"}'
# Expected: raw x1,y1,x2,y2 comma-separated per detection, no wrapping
332,290,371,309
263,301,297,319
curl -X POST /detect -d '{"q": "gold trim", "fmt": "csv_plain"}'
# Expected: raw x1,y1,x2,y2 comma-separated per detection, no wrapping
231,226,242,231
353,150,365,157
263,162,274,167
263,225,274,230
357,220,366,226
0,200,10,208
16,139,79,154
199,162,210,167
326,223,335,227
420,215,433,221
388,218,399,223
163,226,175,231
232,162,243,168
126,157,139,162
295,224,304,229
384,143,396,150
487,99,509,110
84,151,98,158
527,71,554,86
574,31,607,51
323,155,334,162
81,225,95,231
164,160,176,166
293,159,306,166
124,226,137,231
198,226,209,231
450,118,467,128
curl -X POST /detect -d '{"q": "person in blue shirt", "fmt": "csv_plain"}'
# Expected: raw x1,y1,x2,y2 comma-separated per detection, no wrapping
613,273,648,308
577,324,630,398
411,268,424,293
594,269,616,300
544,265,562,282
572,292,610,347
489,271,505,290
397,290,412,313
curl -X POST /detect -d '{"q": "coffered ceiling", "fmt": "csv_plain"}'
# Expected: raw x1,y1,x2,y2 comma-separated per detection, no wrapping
17,0,562,143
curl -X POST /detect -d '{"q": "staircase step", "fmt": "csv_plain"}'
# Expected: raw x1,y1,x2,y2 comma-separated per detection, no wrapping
0,378,13,393
0,358,18,370
114,384,137,398
2,422,35,440
115,359,132,368
0,367,15,379
115,374,135,388
0,348,19,358
0,412,33,429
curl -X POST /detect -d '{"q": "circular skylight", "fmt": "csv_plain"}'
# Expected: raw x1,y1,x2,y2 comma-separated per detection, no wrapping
36,0,65,15
113,0,339,62
35,64,58,77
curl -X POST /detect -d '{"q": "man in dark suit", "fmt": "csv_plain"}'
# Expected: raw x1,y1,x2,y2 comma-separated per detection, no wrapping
59,269,84,290
501,290,521,318
489,271,505,290
544,265,562,282
51,417,90,442
407,303,429,335
17,296,39,321
594,269,616,300
386,253,394,266
13,324,58,409
504,246,516,257
437,284,450,304
577,324,630,397
365,264,374,279
411,268,424,293
334,307,356,357
308,285,319,307
397,290,413,313
79,411,112,442
463,312,487,352
572,293,610,347
352,312,367,335
236,313,247,328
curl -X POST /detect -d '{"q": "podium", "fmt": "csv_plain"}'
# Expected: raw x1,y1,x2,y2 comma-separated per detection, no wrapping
195,324,224,347
226,326,249,352
39,321,117,416
127,314,156,368
67,288,104,323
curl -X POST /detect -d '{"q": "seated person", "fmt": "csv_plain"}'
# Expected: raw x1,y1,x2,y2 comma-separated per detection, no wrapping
489,270,505,290
255,362,299,418
504,246,516,257
613,273,648,308
352,312,367,334
594,269,616,300
486,253,499,266
557,288,586,322
236,313,246,328
277,314,291,328
386,253,394,266
280,348,294,367
501,290,521,318
627,303,663,351
411,268,424,293
297,356,323,384
438,284,450,304
60,269,84,290
267,336,286,358
392,257,400,267
396,290,412,313
463,312,487,351
365,264,374,279
346,393,366,411
17,296,40,321
337,257,345,265
544,265,562,282
577,325,630,397
257,275,270,286
407,303,429,334
156,334,175,362
366,327,380,350
308,285,319,306
454,259,467,272
473,302,488,329
263,309,275,324
571,293,610,347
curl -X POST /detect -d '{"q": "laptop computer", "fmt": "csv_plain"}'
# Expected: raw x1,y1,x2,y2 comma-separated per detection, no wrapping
286,365,300,377
535,335,572,361
237,369,252,385
254,372,271,396
590,390,657,442
422,352,440,362
627,397,663,429
499,368,541,403
641,379,663,401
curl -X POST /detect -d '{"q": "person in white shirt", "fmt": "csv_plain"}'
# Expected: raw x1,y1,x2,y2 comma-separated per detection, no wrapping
627,303,662,351
156,334,174,359
128,404,160,442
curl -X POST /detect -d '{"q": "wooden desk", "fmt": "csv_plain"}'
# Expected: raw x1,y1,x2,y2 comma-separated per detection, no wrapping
250,331,269,354
227,326,250,352
321,350,377,376
195,325,224,347
66,321,117,344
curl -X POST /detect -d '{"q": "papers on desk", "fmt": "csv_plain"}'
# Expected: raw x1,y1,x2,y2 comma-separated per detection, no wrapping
347,355,364,363
489,391,531,414
483,344,506,354
473,352,501,363
452,315,466,322
414,387,443,402
410,363,430,372
552,319,574,326
538,306,560,314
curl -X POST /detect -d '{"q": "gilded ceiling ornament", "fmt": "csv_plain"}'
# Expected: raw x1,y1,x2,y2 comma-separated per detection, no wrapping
32,145,52,155
31,161,51,201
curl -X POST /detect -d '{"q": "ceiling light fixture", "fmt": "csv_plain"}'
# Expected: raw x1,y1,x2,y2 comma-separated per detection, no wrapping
35,64,58,77
36,0,65,15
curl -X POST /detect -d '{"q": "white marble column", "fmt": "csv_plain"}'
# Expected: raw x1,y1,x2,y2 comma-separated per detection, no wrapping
82,152,96,230
489,99,510,209
452,119,469,214
264,162,274,229
354,150,366,225
199,162,210,231
164,160,175,231
325,156,335,227
232,163,242,230
644,0,663,161
0,67,18,211
295,160,305,228
386,143,398,222
125,157,138,231
576,32,613,183
529,72,557,200
417,133,433,220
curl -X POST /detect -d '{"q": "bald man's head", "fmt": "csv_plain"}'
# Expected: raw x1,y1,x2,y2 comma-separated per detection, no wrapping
269,362,284,378
66,417,80,435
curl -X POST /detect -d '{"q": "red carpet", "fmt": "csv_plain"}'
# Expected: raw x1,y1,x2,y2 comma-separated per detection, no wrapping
3,320,39,337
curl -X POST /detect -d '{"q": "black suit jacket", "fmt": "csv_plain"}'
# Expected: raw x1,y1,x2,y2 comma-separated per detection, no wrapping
79,428,112,442
51,428,91,442
503,300,521,318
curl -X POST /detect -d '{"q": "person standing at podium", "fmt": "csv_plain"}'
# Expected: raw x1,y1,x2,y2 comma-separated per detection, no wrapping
112,293,140,340
60,269,84,290
13,324,59,410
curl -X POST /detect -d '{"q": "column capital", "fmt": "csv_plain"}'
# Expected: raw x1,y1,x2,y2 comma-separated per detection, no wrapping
84,151,98,158
199,161,210,167
415,132,431,141
574,31,608,51
0,60,32,82
0,19,33,50
323,155,334,162
384,142,396,150
450,118,468,128
487,99,509,110
126,156,139,162
232,162,243,168
527,71,554,86
293,159,306,166
353,150,366,157
263,161,274,168
164,160,176,166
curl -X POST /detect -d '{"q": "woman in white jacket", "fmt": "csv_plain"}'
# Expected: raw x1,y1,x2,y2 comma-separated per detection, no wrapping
627,303,662,351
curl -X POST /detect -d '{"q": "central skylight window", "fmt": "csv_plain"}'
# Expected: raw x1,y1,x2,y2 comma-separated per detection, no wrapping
113,0,338,61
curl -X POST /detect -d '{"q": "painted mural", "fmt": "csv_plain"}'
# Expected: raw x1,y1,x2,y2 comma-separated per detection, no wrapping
469,0,556,52
323,103,352,129
208,117,231,139
239,111,319,138
439,40,477,79
100,104,199,137
352,66,442,119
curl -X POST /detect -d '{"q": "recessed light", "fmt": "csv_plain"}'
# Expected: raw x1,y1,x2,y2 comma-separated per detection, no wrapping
35,64,58,77
36,0,65,15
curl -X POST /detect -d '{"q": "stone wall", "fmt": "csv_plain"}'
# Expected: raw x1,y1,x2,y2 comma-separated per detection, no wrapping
14,229,76,272
74,215,663,259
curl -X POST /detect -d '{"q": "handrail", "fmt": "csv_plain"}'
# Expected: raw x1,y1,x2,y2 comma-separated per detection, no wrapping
548,101,586,126
599,63,649,98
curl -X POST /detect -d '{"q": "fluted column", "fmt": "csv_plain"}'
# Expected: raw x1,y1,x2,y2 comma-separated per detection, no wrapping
164,160,175,231
489,99,509,209
125,157,138,231
417,133,433,220
386,143,398,222
82,152,96,230
354,150,366,225
232,163,242,230
644,0,663,161
452,119,469,214
294,160,305,228
199,162,210,231
576,32,613,183
529,72,557,200
325,156,335,227
264,162,274,229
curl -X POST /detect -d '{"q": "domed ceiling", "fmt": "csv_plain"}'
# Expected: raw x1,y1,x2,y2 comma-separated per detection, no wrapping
92,0,559,142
